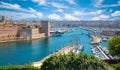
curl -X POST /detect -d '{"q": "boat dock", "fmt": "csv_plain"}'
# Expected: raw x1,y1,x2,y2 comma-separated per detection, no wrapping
50,28,72,33
92,45,114,60
72,44,83,54
32,45,74,68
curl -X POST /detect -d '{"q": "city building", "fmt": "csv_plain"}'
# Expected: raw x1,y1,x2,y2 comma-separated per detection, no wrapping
102,30,120,36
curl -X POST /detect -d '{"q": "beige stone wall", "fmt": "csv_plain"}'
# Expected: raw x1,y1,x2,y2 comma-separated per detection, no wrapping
19,28,46,40
18,28,32,39
32,33,45,39
0,27,18,41
32,28,45,39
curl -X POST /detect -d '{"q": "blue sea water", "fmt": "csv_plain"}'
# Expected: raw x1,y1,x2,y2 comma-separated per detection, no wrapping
0,28,108,66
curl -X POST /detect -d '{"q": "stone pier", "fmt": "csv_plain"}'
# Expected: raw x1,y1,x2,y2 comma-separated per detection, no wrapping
32,45,74,68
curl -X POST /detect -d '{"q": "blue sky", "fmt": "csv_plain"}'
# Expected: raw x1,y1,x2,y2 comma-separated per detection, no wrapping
0,0,120,21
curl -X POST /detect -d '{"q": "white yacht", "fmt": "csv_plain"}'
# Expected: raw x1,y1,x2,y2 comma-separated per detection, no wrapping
72,44,83,54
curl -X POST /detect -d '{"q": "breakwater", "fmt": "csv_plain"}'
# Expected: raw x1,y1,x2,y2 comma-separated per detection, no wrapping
32,45,73,68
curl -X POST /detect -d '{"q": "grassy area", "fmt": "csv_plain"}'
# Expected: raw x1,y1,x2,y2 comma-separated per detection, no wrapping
0,64,39,70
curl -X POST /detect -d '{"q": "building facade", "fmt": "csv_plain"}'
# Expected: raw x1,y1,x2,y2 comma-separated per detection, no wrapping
102,30,120,36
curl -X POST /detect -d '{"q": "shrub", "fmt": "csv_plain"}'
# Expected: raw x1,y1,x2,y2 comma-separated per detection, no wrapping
41,53,109,70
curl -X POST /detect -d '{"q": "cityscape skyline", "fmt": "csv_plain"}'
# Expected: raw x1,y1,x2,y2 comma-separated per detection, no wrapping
0,0,120,21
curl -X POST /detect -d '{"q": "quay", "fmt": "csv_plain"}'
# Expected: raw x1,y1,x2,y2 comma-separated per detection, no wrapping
32,45,74,68
96,46,110,59
92,45,114,60
90,35,101,44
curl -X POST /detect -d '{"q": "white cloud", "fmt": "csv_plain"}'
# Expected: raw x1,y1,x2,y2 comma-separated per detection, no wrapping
50,2,68,8
55,9,63,13
99,15,109,19
73,10,103,16
94,0,120,8
111,11,120,17
66,0,75,4
29,7,43,18
0,3,43,20
32,0,46,5
0,1,43,19
90,10,103,14
118,0,120,4
109,9,113,13
48,14,61,20
92,17,100,20
97,4,120,8
93,0,103,7
0,10,37,20
64,14,80,21
92,14,109,20
0,1,25,11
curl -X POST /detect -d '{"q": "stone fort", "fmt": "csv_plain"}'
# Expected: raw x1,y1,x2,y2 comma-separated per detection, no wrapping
0,16,50,42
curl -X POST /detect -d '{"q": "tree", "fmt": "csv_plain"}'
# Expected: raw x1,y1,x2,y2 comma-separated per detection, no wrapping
107,36,120,56
41,53,109,70
112,62,120,70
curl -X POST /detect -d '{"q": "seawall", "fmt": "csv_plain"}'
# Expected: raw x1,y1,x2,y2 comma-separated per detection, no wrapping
31,45,74,68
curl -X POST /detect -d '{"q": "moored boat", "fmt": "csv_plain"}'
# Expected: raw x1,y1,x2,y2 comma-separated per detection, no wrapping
72,44,83,54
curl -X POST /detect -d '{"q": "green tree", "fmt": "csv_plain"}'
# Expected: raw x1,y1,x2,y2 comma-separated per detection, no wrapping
112,62,120,70
107,36,120,56
41,53,109,70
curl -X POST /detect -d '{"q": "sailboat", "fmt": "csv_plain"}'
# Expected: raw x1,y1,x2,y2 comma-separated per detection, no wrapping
72,36,84,54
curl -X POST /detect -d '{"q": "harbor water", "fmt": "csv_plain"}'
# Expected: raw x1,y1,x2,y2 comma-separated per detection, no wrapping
0,28,108,66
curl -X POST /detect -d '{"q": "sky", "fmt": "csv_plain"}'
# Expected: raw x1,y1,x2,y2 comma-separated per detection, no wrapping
0,0,120,21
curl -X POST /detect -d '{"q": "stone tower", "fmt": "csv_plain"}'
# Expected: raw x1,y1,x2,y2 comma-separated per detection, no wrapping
2,16,5,23
41,21,50,36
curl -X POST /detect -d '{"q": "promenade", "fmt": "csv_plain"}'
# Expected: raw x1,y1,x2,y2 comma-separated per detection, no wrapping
32,45,74,68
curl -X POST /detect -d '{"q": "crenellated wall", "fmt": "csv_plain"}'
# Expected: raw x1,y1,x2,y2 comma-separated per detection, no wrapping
18,28,46,40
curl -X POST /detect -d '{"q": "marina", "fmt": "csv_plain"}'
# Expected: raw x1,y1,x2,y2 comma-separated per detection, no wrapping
0,28,108,66
0,0,119,69
92,45,114,60
50,31,64,36
50,28,72,36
